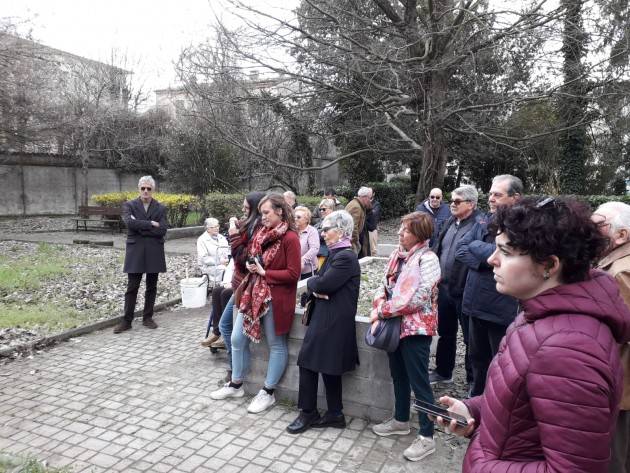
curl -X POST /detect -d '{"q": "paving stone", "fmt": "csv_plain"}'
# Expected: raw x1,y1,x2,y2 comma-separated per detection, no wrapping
0,307,466,472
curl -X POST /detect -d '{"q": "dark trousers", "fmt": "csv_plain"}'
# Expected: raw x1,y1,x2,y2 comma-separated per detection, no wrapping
435,284,472,382
469,316,507,396
124,273,158,322
298,367,343,415
210,286,233,336
388,335,434,438
609,410,630,473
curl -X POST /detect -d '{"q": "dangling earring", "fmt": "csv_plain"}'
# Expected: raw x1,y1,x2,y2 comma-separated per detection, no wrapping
543,270,550,281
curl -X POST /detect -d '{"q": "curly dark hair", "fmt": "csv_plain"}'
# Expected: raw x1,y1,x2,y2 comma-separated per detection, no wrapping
491,197,609,284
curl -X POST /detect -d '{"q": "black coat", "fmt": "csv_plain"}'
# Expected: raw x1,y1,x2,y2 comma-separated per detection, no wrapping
122,198,168,274
297,247,360,375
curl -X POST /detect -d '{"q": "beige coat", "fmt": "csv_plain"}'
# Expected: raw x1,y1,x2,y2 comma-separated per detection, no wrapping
345,197,366,255
597,242,630,410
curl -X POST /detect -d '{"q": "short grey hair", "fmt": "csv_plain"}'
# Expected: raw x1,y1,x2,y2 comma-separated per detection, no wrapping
283,190,296,200
322,210,354,239
452,185,478,207
138,175,156,189
492,174,523,196
357,186,372,198
596,202,630,232
204,217,219,228
319,198,335,210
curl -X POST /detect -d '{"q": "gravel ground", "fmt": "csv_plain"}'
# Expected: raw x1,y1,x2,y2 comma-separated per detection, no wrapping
0,240,199,351
0,216,75,233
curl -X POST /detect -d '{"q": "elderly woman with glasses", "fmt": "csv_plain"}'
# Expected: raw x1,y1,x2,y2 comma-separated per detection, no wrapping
294,206,320,279
439,197,630,473
287,210,360,434
314,199,336,268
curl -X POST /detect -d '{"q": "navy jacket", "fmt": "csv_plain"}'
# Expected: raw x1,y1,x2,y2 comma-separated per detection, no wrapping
455,213,519,326
433,209,481,298
122,198,168,274
416,201,450,247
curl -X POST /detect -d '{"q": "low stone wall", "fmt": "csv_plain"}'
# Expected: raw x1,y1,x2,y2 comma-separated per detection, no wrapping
243,313,396,421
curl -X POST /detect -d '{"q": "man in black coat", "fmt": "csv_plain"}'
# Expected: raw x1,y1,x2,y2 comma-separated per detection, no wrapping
113,176,168,334
429,185,481,391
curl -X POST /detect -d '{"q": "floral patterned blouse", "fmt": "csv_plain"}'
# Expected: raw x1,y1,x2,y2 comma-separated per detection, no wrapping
370,242,440,338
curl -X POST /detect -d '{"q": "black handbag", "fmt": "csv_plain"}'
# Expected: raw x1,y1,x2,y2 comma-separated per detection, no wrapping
364,316,401,352
301,297,315,326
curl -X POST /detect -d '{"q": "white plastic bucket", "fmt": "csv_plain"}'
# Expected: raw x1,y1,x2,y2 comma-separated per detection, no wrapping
180,277,208,308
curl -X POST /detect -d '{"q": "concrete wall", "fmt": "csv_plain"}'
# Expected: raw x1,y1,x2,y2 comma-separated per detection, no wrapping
0,154,145,216
243,315,396,421
242,256,400,421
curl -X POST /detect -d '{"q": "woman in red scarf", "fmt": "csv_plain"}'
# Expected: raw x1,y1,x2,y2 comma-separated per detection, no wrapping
211,193,301,414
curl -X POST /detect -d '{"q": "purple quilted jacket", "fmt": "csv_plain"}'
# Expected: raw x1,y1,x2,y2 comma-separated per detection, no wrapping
462,271,630,473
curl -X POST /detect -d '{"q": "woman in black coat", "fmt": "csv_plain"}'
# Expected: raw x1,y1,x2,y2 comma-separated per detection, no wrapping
287,210,360,434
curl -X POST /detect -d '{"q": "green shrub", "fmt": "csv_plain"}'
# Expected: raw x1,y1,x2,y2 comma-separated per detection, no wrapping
202,193,246,228
91,191,199,228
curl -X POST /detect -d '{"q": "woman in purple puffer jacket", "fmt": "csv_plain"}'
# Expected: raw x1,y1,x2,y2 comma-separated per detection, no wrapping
438,197,630,472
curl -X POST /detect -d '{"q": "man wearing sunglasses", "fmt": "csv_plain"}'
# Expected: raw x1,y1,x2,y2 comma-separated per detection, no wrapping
415,188,450,247
114,175,168,334
455,174,521,396
429,185,481,391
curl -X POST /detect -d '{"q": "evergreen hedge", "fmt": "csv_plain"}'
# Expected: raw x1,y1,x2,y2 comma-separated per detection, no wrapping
91,192,198,228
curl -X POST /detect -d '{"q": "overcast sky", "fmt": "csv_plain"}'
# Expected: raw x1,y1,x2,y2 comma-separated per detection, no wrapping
3,0,298,96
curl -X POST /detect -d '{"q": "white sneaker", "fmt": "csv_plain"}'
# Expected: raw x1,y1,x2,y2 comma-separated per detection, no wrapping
372,417,411,437
247,389,276,413
210,383,244,400
403,436,435,462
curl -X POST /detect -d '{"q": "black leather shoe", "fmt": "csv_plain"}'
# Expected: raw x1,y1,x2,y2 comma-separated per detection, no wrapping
312,412,346,429
113,320,132,334
142,318,158,329
286,411,320,434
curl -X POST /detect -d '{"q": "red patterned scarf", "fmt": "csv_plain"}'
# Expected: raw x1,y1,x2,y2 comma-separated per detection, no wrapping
238,222,288,342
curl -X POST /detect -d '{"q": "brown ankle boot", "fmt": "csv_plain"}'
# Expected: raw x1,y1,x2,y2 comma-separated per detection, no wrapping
142,318,158,329
113,320,132,334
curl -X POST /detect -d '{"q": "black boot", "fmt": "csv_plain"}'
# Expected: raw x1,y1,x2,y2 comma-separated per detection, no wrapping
142,317,158,329
113,319,132,334
286,411,320,434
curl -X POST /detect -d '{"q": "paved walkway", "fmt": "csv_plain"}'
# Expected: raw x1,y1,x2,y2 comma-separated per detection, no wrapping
0,308,466,472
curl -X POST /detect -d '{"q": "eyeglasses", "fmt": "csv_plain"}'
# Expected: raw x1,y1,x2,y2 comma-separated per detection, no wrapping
321,226,337,233
429,195,441,200
140,187,152,191
450,199,470,206
319,207,329,212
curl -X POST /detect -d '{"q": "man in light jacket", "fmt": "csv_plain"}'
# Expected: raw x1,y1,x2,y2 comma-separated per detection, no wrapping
593,202,630,473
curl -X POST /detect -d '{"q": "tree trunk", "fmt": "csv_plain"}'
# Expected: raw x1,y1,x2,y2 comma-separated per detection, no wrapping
415,70,448,203
558,0,588,194
80,145,89,207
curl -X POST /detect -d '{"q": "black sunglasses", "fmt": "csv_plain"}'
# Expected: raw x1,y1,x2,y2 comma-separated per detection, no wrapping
140,187,152,191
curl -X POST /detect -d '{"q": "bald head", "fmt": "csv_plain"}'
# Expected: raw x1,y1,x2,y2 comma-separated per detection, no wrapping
428,188,443,209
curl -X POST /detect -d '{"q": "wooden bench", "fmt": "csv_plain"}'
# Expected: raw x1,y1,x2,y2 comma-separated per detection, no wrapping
72,206,124,232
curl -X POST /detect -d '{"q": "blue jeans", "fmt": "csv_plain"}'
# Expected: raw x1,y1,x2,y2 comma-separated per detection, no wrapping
388,334,434,438
231,306,288,389
218,295,238,369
